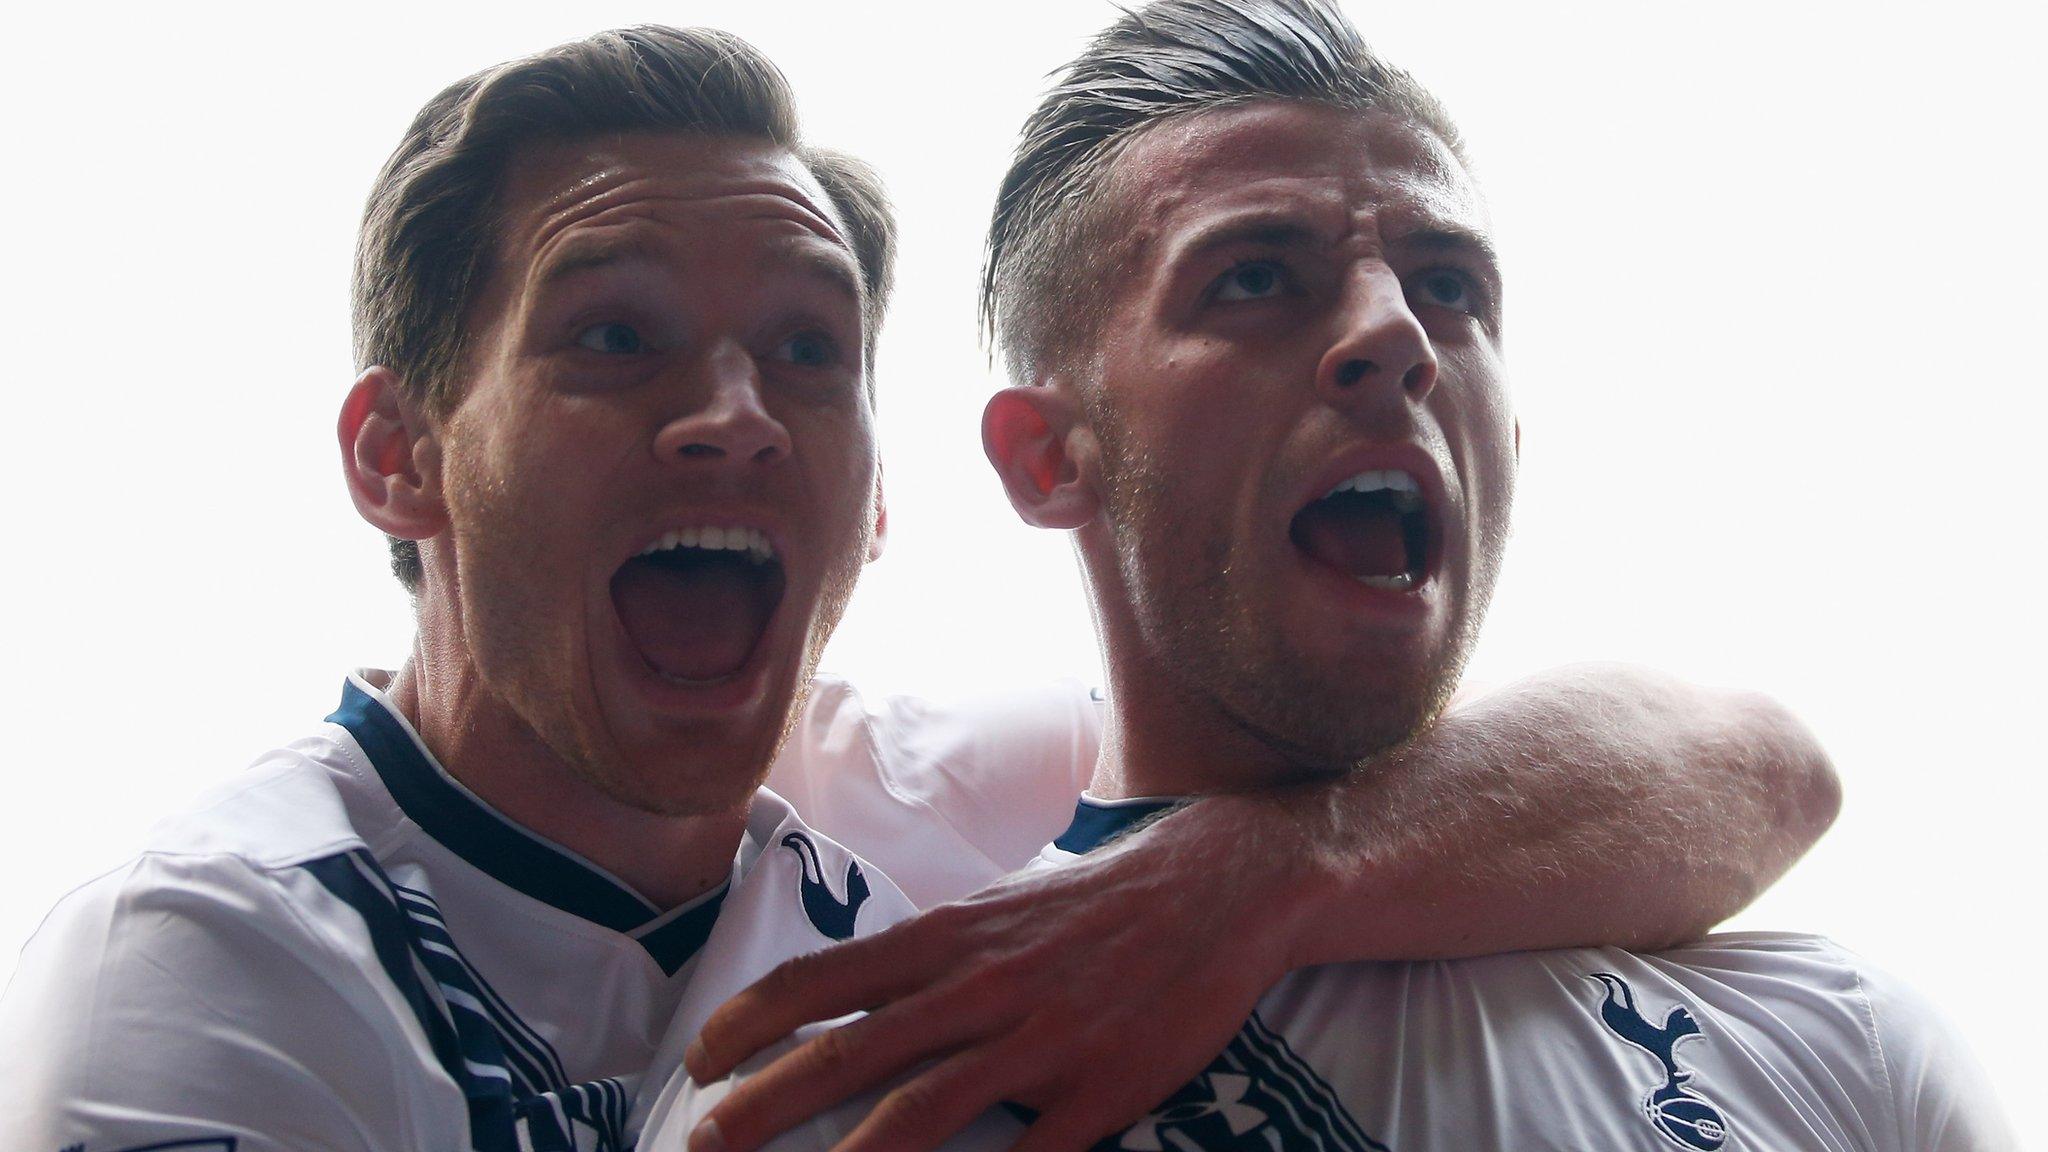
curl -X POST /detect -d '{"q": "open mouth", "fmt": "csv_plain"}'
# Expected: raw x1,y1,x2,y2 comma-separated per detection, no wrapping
610,527,787,683
1288,469,1431,591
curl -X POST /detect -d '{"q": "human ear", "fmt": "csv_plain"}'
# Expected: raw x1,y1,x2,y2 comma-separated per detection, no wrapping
981,384,1100,530
338,367,447,541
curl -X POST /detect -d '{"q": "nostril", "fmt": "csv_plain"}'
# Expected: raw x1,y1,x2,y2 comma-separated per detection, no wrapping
679,443,723,459
1401,362,1434,395
1336,359,1375,388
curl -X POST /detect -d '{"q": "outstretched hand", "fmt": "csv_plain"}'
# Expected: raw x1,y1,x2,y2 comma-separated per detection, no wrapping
683,804,1300,1152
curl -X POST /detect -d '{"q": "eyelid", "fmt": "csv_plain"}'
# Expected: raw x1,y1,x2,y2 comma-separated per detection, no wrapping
1206,257,1294,303
1407,266,1489,315
770,328,846,366
573,320,650,354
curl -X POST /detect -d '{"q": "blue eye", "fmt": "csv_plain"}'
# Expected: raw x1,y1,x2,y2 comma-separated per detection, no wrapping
1412,270,1476,314
776,332,838,368
1213,261,1286,302
575,322,644,354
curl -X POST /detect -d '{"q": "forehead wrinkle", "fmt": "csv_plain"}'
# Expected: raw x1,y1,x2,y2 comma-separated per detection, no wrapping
518,190,860,313
525,182,847,260
507,133,853,267
527,206,858,293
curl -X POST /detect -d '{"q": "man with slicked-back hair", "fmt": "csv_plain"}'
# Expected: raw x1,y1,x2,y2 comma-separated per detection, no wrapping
658,2,2015,1150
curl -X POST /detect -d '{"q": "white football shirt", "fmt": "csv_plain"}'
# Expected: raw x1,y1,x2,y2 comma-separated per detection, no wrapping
643,792,2018,1152
1023,797,2019,1152
0,672,905,1152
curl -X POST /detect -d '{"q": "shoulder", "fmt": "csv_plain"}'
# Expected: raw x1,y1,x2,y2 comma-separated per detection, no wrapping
9,726,391,1032
781,675,1100,783
1254,936,2015,1150
766,677,1102,896
1644,933,1961,1055
137,731,371,866
1261,935,1914,1086
739,789,919,944
639,794,1022,1152
0,844,463,1152
634,791,927,1142
1527,935,2018,1150
1695,935,2022,1152
1664,933,2018,1150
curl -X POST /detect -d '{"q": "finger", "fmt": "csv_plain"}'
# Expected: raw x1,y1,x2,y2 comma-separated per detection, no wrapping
825,1048,1023,1152
695,989,994,1152
1007,1092,1151,1152
689,937,923,1081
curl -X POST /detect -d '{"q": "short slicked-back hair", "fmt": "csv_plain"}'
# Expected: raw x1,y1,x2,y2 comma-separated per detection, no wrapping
354,25,896,591
981,0,1461,381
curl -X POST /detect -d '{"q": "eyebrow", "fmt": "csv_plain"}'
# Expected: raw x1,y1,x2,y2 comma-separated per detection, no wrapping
1173,214,1326,264
1169,212,1501,281
1390,225,1501,278
534,237,641,290
784,245,864,307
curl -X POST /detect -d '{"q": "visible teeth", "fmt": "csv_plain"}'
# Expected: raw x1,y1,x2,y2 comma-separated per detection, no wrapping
1356,573,1416,591
1325,469,1420,497
636,526,776,564
1325,469,1422,513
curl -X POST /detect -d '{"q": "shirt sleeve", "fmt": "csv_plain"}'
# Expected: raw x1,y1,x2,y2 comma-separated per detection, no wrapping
766,677,1102,907
1858,960,2019,1152
0,852,470,1152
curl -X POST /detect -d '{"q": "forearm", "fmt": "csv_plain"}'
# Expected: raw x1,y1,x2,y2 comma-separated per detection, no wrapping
683,666,1841,1152
1157,662,1840,966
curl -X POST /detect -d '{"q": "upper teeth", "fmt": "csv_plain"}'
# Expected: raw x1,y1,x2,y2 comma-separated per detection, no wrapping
638,526,775,564
1325,469,1422,510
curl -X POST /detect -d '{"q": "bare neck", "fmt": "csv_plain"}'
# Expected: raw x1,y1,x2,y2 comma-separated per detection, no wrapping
1087,631,1313,803
382,653,747,912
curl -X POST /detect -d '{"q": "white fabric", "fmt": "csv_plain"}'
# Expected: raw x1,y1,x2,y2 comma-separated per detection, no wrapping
0,673,903,1152
632,677,1103,1151
642,775,2019,1152
763,675,1101,908
1008,820,2019,1152
631,807,1020,1152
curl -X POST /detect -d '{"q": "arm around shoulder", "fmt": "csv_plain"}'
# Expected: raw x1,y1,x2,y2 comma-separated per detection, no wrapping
676,664,1841,1152
1161,661,1843,968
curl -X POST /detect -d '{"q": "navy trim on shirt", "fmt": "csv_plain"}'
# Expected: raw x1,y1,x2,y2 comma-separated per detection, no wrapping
1053,797,1179,855
306,851,520,1152
633,897,725,977
329,678,724,974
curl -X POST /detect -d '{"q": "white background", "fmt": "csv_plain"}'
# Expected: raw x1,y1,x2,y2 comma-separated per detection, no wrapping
4,0,2041,1128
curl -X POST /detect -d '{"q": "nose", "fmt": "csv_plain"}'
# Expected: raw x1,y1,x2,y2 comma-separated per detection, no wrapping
652,340,793,466
1316,267,1438,406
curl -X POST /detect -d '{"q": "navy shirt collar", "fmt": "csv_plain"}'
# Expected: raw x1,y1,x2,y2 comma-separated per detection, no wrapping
329,677,723,975
1054,795,1181,855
